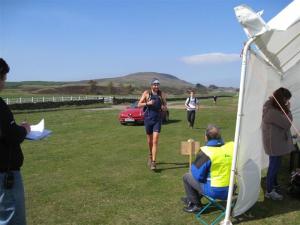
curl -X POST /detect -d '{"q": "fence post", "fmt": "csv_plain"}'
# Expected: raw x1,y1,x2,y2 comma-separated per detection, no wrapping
43,96,45,102
32,97,34,103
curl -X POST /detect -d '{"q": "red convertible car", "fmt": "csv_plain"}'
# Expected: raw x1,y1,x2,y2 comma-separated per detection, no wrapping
119,101,169,125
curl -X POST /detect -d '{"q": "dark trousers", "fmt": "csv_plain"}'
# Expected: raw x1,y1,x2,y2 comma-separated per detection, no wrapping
266,156,281,193
187,110,196,127
183,172,204,205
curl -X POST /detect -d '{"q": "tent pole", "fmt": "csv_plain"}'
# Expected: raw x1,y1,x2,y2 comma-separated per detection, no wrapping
221,37,256,225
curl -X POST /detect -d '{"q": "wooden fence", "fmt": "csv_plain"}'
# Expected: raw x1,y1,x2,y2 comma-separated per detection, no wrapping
3,95,139,105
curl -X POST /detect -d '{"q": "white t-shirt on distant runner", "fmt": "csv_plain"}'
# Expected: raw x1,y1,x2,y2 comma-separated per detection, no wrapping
185,97,198,111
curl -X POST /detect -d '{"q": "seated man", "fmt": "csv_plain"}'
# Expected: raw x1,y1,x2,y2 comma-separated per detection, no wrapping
182,124,234,213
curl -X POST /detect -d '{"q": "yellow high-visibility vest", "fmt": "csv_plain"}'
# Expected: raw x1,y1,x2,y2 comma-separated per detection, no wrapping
201,142,234,187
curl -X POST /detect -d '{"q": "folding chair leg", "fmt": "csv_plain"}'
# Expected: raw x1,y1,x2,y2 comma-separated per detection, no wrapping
195,201,213,225
211,211,225,225
195,196,226,225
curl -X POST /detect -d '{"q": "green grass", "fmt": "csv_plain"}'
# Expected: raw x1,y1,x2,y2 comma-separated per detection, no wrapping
13,97,300,225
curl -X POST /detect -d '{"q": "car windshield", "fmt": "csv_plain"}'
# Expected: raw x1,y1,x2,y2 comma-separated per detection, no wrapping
130,101,138,108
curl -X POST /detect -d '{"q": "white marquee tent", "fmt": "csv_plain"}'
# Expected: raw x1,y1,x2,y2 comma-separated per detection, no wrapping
223,0,300,223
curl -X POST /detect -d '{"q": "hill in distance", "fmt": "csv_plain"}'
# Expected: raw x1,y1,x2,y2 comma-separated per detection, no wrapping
78,72,200,89
5,72,208,95
70,72,206,95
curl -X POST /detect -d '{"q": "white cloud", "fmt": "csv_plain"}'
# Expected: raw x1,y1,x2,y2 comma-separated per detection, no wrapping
181,53,240,65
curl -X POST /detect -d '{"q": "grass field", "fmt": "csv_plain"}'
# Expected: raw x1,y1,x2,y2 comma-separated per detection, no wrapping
14,97,300,225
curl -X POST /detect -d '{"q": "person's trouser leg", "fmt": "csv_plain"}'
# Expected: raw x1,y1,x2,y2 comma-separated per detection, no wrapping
0,171,26,225
183,173,203,205
266,156,281,193
190,111,195,128
11,171,26,225
0,173,15,225
187,111,191,126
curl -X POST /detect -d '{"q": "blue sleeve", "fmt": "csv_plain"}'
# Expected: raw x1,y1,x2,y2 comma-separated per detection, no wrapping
191,160,211,183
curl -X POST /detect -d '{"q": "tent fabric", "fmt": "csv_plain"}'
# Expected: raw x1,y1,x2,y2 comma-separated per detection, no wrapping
233,0,300,217
255,21,300,73
268,0,300,31
283,61,300,133
233,52,280,216
234,4,269,38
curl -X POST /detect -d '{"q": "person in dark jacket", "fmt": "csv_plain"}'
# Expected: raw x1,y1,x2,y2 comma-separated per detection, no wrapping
0,58,30,225
181,125,233,213
262,87,294,200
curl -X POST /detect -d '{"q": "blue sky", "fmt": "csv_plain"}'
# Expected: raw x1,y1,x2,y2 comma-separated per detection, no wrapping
0,0,292,87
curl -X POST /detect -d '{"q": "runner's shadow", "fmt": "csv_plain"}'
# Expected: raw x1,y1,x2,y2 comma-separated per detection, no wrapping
164,119,181,125
193,127,206,130
154,162,189,173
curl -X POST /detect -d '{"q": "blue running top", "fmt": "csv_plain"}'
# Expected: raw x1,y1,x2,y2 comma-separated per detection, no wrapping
144,92,162,121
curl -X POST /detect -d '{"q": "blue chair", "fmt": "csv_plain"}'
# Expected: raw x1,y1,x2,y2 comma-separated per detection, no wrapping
195,195,227,225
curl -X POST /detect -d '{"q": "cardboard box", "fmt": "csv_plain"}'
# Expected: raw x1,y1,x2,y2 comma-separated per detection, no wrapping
180,140,200,155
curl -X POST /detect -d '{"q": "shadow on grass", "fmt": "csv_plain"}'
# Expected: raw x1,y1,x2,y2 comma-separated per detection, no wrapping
233,176,300,224
193,127,207,130
193,126,228,130
164,119,181,125
121,123,144,126
154,162,189,173
233,198,300,224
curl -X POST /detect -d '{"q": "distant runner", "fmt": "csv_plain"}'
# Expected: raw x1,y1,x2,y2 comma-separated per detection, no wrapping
213,96,218,104
185,90,199,129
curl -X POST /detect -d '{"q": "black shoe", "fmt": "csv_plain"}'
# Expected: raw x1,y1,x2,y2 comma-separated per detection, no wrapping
181,197,190,206
183,203,201,213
